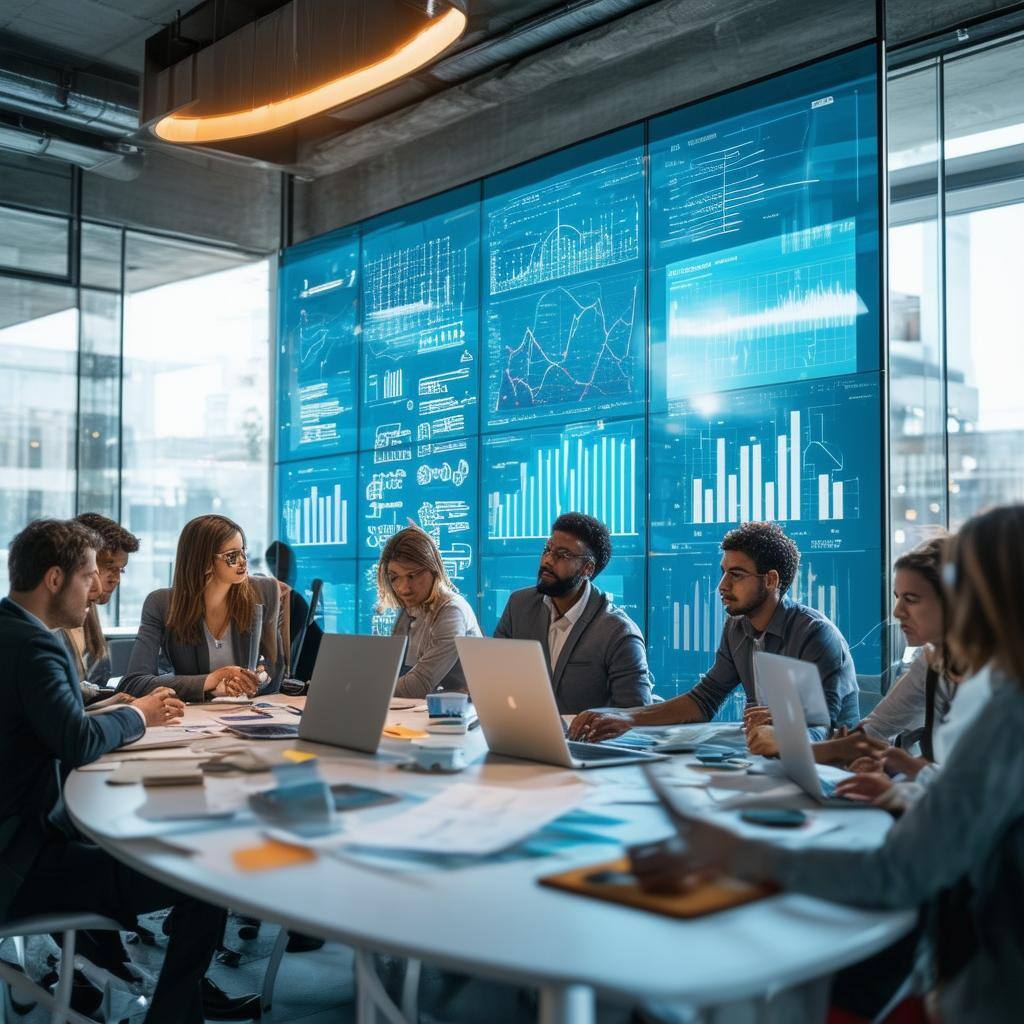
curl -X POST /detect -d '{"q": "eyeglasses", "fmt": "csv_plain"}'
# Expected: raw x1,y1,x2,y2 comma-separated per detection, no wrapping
720,568,765,582
214,548,249,567
541,544,594,564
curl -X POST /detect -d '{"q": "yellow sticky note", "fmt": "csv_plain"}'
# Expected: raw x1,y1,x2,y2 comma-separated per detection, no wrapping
232,840,316,872
281,749,317,763
382,724,429,740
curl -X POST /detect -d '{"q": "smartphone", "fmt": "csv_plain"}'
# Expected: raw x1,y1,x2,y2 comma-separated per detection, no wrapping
218,712,271,722
330,784,400,813
739,808,807,828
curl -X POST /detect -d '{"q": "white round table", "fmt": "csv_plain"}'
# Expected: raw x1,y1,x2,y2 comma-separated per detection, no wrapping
66,704,914,1024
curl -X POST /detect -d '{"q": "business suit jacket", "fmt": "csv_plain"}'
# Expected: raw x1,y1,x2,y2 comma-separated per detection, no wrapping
119,575,285,702
494,585,653,714
0,597,144,920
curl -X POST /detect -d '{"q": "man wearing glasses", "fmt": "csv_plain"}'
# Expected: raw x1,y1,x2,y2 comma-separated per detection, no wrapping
569,521,860,742
494,512,653,714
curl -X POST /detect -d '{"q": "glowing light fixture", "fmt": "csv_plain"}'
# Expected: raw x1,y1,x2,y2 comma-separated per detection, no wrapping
149,2,467,146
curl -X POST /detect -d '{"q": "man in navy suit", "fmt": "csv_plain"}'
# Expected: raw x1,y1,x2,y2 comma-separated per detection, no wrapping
0,519,255,1023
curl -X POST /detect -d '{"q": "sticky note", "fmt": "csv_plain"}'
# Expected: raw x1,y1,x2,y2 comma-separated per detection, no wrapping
282,749,317,763
382,724,429,740
232,840,316,872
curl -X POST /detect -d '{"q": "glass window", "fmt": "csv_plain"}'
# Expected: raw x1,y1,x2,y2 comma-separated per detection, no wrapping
119,233,271,622
0,205,70,277
0,277,78,586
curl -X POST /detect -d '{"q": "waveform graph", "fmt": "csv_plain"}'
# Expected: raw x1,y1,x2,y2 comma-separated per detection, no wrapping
662,221,862,398
650,374,881,554
484,125,645,297
357,437,478,594
360,185,480,449
480,553,644,635
484,269,645,429
278,455,357,557
277,233,360,459
293,556,357,634
482,418,644,556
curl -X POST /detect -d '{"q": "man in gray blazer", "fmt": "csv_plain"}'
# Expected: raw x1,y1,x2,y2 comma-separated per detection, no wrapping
494,512,653,714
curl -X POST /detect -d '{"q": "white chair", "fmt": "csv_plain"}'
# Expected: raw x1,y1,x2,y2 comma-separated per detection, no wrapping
0,913,125,1024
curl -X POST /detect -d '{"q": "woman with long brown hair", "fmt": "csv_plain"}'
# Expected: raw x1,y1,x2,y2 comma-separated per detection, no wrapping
375,525,481,698
630,505,1024,1023
120,514,284,701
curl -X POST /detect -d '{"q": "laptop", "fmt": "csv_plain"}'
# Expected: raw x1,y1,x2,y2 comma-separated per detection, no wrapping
227,634,407,754
455,637,666,769
752,651,866,807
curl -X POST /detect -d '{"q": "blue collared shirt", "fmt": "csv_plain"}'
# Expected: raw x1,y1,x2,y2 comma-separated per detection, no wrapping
687,594,860,734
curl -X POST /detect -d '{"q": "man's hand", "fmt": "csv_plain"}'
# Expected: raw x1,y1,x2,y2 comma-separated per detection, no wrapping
204,666,260,697
135,687,186,727
742,704,772,737
813,731,887,767
746,724,779,757
567,709,633,742
833,771,893,803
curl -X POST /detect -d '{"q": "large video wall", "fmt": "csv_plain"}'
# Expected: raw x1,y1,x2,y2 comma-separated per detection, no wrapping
275,45,884,706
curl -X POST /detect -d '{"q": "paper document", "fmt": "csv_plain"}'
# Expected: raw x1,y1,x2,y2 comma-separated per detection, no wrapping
116,727,218,752
339,783,585,856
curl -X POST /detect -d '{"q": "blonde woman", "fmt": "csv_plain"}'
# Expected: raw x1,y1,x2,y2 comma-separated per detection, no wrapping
376,526,481,698
120,514,284,701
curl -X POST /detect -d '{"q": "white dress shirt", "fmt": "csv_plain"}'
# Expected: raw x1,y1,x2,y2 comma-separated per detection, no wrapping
542,580,590,667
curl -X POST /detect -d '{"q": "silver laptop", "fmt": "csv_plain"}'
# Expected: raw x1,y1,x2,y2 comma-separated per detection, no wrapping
752,651,865,807
297,633,408,753
455,637,666,769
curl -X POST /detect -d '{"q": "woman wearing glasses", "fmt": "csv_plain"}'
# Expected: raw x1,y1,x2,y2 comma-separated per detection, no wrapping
375,525,481,698
120,514,284,701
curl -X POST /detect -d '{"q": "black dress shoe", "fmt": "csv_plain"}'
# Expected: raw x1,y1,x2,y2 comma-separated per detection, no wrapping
285,930,325,953
201,977,262,1021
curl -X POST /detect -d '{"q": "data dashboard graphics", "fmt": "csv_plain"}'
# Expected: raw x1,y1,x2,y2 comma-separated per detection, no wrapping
360,185,480,451
277,233,360,459
649,45,879,411
274,45,884,689
483,127,647,430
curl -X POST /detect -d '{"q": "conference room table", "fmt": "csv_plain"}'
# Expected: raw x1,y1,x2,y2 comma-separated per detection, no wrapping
66,696,915,1024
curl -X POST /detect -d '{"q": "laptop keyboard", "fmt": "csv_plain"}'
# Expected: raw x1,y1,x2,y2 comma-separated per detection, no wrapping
567,740,636,761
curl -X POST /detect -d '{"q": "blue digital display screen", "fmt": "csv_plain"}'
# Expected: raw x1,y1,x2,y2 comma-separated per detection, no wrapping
277,232,360,460
360,184,480,451
357,437,477,597
646,548,884,707
479,553,645,635
275,47,884,697
277,456,358,558
649,46,879,411
292,556,357,635
650,373,880,554
481,417,644,556
483,127,646,430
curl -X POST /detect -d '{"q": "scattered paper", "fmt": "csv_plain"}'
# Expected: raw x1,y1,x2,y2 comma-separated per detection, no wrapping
338,783,585,856
116,728,217,752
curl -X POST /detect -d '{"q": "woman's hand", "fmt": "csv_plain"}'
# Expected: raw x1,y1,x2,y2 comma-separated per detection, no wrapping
813,731,887,767
833,771,893,802
628,816,741,893
882,746,930,780
204,666,260,697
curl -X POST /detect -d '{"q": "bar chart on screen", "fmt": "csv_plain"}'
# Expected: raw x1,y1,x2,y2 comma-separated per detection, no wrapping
650,373,880,552
482,418,644,554
278,456,357,556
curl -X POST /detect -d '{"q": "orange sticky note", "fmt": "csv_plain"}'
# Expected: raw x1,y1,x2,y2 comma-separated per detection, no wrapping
281,749,317,763
382,724,429,740
232,840,316,872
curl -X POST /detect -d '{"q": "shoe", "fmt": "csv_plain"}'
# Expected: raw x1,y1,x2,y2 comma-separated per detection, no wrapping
42,968,103,1021
285,931,325,953
201,977,262,1021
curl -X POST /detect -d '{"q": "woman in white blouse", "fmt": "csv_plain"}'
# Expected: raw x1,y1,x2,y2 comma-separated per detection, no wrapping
375,526,481,699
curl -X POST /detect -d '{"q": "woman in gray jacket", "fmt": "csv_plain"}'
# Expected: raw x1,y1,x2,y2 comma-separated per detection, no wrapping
120,514,284,701
630,504,1024,1024
374,525,481,698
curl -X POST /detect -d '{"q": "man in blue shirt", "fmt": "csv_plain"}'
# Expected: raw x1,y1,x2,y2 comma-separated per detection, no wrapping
568,521,861,742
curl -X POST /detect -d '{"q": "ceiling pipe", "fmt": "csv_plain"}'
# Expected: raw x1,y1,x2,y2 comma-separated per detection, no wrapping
0,121,143,180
